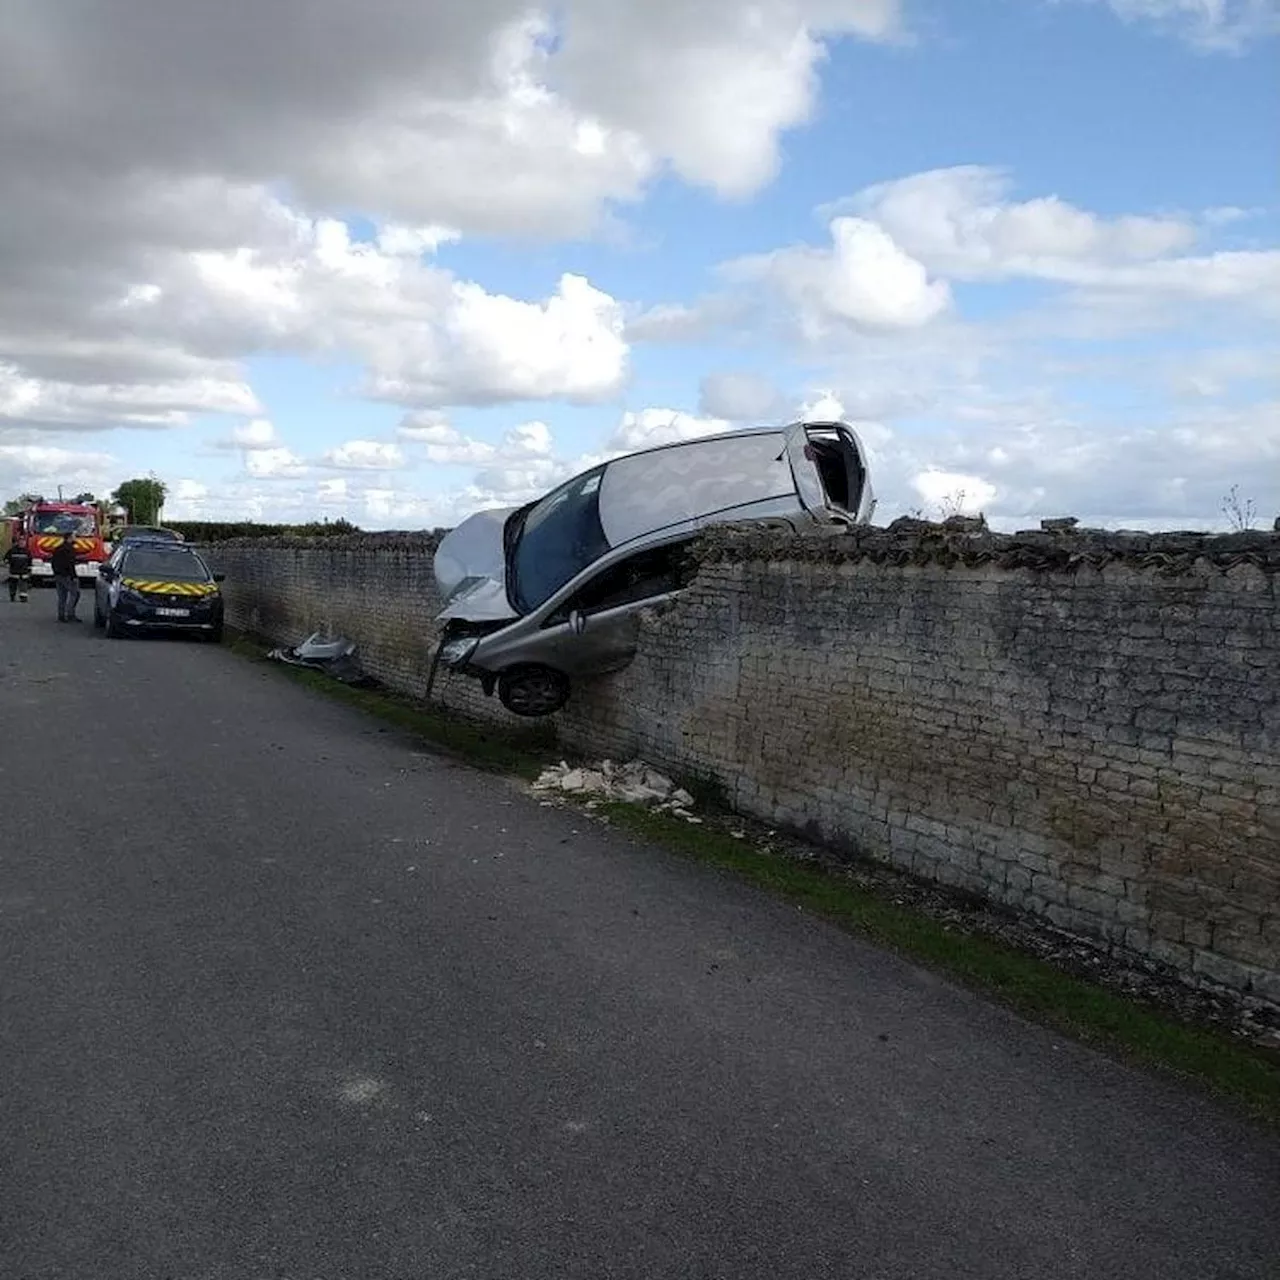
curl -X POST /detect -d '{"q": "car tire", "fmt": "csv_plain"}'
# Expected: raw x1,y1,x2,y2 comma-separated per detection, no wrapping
93,599,105,629
496,665,571,717
105,609,125,639
207,621,224,644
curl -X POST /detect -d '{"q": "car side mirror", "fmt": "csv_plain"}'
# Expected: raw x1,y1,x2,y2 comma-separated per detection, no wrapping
569,609,587,636
213,573,226,583
99,566,112,580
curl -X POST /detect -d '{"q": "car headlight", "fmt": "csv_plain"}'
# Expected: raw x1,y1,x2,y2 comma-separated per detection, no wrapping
439,636,480,667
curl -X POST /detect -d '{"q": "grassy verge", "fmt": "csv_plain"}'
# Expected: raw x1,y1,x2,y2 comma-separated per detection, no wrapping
228,629,1280,1125
226,630,554,777
601,803,1280,1124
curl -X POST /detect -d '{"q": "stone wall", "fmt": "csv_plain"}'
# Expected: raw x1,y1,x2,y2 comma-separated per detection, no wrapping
204,523,1280,1006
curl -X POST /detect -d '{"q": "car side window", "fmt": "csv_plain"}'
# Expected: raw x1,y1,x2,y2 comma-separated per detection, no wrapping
546,540,697,625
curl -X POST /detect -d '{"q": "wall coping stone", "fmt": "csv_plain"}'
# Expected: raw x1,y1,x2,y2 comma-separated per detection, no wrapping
698,518,1280,576
202,519,1280,577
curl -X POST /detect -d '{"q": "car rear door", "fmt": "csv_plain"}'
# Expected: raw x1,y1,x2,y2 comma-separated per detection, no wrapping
784,420,876,520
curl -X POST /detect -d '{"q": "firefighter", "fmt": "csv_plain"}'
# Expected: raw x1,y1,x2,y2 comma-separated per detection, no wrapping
3,540,32,602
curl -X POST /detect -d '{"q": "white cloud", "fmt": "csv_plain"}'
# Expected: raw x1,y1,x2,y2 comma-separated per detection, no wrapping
398,415,499,465
0,361,259,432
728,217,951,335
607,407,732,451
362,272,628,406
246,447,309,479
505,420,554,458
397,414,556,467
129,211,632,410
375,225,461,257
0,0,908,434
1163,345,1279,398
0,442,118,498
910,468,998,515
1201,205,1262,227
865,397,1280,528
797,390,849,421
1084,0,1280,51
129,388,1280,533
322,439,407,470
843,166,1197,281
233,419,279,450
699,372,786,421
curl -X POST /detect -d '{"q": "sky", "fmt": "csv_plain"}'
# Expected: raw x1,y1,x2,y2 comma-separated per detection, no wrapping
1,0,1277,531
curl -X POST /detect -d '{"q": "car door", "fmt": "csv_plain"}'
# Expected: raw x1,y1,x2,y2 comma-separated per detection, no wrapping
784,420,875,521
523,538,699,677
96,547,121,610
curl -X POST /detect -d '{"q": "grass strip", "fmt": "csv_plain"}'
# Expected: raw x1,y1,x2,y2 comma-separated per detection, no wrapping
601,802,1280,1125
228,628,1280,1125
226,630,554,777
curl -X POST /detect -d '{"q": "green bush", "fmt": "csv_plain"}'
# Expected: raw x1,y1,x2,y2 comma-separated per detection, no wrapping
165,518,363,542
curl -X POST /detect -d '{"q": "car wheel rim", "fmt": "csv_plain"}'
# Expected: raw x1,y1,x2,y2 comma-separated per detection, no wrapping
508,672,563,714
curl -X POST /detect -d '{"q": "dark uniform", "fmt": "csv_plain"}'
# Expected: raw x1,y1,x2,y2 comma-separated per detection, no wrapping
3,543,32,602
50,535,82,621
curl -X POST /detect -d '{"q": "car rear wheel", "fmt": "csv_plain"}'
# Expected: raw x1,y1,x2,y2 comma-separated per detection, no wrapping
496,665,570,717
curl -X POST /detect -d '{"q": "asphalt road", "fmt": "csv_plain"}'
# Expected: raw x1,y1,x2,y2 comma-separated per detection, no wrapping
1,589,1276,1280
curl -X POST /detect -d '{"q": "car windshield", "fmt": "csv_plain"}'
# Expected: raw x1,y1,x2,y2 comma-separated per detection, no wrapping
508,466,610,613
123,549,209,582
34,512,96,536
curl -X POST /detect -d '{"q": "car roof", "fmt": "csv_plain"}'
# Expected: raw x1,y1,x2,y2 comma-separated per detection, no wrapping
122,542,201,560
597,426,795,548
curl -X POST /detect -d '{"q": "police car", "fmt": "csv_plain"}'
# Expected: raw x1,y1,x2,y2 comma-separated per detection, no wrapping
94,541,226,641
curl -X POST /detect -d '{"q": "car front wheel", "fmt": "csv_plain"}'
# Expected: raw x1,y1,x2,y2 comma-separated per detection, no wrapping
496,665,570,717
105,608,125,639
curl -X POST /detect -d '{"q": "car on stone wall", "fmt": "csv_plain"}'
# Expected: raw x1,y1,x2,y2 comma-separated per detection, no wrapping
430,419,877,716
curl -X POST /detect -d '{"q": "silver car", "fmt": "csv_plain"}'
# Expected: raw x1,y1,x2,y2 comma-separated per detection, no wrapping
430,419,876,716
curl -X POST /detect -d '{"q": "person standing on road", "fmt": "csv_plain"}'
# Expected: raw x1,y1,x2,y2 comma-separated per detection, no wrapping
50,532,83,622
3,541,32,602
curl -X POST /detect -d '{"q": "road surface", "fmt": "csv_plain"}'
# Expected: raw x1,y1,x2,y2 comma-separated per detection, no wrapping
1,591,1276,1279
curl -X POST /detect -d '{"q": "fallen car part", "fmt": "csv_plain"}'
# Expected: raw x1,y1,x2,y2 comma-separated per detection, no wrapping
267,631,376,687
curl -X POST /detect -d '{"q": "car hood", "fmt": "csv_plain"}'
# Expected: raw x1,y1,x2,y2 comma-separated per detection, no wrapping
433,507,520,623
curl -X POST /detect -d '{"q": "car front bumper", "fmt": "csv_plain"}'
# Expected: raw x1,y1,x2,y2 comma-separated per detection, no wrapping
114,595,223,630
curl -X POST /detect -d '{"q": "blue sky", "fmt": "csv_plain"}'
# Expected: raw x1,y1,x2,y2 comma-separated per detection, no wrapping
2,0,1276,529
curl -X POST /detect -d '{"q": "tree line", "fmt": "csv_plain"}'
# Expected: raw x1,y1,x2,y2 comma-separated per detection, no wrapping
4,477,169,525
4,476,362,539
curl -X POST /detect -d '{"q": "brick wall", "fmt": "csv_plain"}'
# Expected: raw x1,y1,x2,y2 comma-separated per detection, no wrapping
205,523,1280,1006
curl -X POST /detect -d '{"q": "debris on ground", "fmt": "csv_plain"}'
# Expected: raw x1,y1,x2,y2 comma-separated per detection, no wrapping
267,631,376,687
533,759,699,818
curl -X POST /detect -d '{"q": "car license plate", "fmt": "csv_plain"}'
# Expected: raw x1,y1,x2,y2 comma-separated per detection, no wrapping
156,607,189,618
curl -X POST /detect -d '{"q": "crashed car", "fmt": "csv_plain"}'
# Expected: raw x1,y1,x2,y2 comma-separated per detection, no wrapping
431,419,876,716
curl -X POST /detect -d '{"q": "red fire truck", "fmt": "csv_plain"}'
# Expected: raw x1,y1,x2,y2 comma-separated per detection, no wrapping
17,499,110,583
